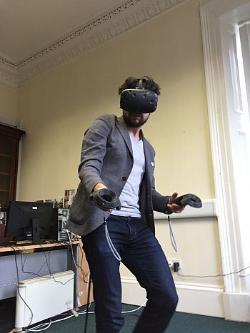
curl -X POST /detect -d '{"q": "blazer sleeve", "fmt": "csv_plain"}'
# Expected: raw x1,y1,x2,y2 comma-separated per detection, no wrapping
152,177,172,214
150,149,172,214
78,114,114,195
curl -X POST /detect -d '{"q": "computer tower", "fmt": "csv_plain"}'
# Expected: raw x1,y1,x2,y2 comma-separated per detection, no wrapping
58,208,70,241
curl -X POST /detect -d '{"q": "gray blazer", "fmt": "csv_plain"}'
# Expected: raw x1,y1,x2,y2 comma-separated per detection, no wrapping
67,114,170,236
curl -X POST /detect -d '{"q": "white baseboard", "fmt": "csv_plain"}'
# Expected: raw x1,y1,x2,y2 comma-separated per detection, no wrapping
122,277,147,307
176,283,224,317
121,277,224,318
223,292,250,322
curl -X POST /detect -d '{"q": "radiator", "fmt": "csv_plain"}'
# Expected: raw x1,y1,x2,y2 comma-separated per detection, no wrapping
15,270,74,329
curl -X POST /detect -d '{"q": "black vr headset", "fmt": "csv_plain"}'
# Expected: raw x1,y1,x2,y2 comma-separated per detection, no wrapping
120,79,158,114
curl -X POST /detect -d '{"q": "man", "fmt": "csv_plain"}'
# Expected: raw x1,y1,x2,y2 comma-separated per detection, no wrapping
68,76,185,333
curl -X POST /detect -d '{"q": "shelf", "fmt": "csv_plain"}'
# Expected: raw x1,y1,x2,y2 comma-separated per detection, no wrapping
0,123,25,206
0,154,10,158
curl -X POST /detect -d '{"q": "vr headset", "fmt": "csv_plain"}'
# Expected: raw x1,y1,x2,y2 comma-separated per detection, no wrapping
120,79,158,114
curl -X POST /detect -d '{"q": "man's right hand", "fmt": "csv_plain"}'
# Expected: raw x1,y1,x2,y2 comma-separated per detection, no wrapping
93,183,107,192
90,187,121,211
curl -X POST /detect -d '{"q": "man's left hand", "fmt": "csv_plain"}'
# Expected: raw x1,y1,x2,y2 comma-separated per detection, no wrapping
166,192,184,213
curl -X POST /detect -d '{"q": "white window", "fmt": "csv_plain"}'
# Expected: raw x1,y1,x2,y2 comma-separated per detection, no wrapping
201,0,250,322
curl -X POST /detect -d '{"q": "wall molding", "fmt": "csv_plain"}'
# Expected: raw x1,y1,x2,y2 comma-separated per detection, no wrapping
122,277,250,321
121,276,225,318
154,199,216,220
0,0,187,87
223,292,250,322
0,63,19,87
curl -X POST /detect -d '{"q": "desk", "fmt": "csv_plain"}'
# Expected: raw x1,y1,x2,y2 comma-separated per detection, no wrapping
0,240,80,255
0,240,81,308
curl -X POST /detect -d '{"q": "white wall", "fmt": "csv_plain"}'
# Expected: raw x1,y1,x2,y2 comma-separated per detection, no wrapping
0,82,19,126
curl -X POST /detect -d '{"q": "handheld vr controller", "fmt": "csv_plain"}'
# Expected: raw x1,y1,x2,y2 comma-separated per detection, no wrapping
90,188,121,211
174,193,202,208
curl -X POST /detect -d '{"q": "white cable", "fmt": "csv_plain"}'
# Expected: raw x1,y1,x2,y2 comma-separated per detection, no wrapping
27,302,145,332
66,229,89,285
27,314,74,332
79,310,95,315
51,314,74,323
104,219,121,261
122,303,145,313
77,302,92,314
27,321,52,332
168,216,178,252
66,229,79,269
78,306,145,315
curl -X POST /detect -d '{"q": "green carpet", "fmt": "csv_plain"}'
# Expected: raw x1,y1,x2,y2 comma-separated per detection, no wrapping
40,304,250,333
1,300,250,333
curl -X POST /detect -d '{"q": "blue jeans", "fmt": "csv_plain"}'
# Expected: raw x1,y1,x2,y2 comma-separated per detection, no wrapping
82,215,178,333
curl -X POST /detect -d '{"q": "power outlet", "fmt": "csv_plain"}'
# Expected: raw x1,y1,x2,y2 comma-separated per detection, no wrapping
168,259,181,272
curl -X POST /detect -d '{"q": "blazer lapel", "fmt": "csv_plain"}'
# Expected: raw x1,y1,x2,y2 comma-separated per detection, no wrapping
116,116,133,159
141,132,153,182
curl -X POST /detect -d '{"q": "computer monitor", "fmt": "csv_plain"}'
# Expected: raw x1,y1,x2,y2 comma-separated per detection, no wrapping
5,201,58,243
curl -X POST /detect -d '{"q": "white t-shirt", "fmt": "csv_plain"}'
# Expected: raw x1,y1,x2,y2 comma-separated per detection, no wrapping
111,132,145,217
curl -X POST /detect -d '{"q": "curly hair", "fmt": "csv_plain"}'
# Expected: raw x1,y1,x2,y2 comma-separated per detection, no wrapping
118,76,161,95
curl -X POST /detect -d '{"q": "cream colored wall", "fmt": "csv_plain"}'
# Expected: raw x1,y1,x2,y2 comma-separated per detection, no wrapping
156,217,223,287
0,82,19,125
18,0,222,286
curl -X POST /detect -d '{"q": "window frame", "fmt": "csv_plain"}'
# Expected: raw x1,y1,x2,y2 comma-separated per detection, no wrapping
200,0,250,322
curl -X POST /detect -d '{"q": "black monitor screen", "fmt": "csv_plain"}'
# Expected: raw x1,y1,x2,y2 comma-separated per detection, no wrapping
5,201,58,243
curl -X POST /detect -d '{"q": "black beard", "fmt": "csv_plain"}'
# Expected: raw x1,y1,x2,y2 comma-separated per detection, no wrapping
123,113,149,128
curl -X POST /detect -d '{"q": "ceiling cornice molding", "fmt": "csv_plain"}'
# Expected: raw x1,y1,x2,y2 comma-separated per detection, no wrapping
0,0,187,86
0,55,16,68
0,62,19,87
17,0,142,69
